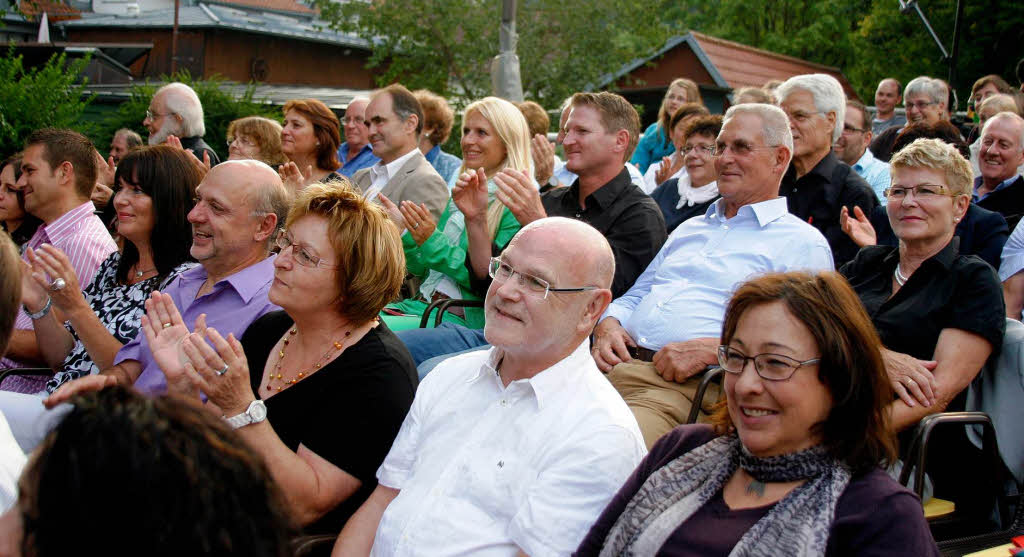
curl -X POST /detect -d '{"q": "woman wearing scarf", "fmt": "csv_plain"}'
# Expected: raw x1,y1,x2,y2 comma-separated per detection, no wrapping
378,97,530,330
576,271,938,556
649,115,722,234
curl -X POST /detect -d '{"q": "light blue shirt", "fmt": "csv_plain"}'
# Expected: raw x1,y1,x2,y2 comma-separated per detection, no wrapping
602,197,834,351
853,149,891,202
973,174,1021,203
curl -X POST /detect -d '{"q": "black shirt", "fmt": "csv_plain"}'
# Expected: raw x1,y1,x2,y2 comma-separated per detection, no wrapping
241,311,418,534
1,216,42,251
869,203,1008,270
976,175,1024,232
179,136,222,166
780,152,878,268
649,178,720,234
541,168,667,297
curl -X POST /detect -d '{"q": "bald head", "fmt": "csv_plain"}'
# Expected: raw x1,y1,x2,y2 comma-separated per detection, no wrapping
513,217,615,289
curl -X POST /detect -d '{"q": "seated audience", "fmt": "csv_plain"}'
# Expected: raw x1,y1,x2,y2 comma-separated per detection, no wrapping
0,156,42,249
142,82,221,165
871,76,949,162
150,183,417,534
649,115,722,234
0,386,292,556
0,232,26,513
594,103,833,448
516,100,555,188
227,116,288,167
840,138,1005,520
970,74,1015,113
973,112,1024,230
378,97,527,331
1000,219,1024,319
970,93,1021,178
107,128,142,164
872,78,906,135
279,99,345,191
642,102,710,194
332,218,646,556
834,100,890,202
731,86,774,105
337,98,380,178
632,78,702,174
577,271,939,556
414,89,461,184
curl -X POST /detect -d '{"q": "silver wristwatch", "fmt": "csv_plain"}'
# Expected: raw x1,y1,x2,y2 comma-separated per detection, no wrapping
224,400,267,430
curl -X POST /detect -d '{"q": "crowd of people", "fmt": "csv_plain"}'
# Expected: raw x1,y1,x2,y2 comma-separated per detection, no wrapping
1,56,1024,556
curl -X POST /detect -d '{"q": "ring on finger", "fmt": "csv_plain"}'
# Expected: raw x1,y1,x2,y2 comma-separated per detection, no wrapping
50,278,66,291
216,365,229,376
162,322,172,329
412,223,420,229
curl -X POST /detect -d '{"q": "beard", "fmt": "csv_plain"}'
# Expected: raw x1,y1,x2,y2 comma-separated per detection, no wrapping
149,119,183,146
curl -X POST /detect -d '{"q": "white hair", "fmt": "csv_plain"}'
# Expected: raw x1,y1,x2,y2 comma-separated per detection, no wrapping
157,82,205,137
904,76,946,107
776,73,846,142
723,103,795,155
981,112,1024,149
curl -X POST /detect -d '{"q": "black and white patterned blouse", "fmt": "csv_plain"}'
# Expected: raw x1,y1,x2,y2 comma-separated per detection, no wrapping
45,253,196,393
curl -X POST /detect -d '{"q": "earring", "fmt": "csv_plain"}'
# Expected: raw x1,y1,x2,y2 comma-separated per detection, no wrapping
954,217,961,223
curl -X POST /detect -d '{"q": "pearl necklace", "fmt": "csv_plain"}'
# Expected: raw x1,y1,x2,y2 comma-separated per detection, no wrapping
893,264,909,286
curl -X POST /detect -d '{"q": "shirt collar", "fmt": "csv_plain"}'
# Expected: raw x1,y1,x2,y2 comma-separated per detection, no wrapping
40,201,97,243
469,339,593,410
189,254,276,303
973,174,1021,201
705,196,790,228
882,236,960,270
371,148,419,181
340,142,372,163
424,144,441,165
567,167,632,211
853,149,876,171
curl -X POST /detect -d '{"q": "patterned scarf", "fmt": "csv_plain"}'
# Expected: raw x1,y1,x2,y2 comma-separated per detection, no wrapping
600,434,851,557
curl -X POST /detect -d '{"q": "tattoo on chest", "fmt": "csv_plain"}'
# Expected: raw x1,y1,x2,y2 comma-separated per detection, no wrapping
746,479,766,497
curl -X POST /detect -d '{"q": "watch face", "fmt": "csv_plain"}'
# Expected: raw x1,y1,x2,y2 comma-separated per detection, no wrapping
248,400,268,421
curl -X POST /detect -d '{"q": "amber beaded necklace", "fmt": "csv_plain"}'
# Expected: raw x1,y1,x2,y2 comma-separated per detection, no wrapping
265,327,349,392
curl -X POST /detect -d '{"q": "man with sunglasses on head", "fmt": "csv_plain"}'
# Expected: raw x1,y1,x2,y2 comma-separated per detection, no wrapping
334,217,646,556
593,103,834,449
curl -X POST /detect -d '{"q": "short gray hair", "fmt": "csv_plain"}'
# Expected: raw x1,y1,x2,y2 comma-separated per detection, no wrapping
723,103,795,155
114,128,143,148
776,74,846,142
904,76,946,107
157,82,206,138
981,112,1024,150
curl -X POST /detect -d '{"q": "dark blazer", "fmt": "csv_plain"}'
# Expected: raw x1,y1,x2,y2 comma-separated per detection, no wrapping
869,203,1008,270
976,175,1024,233
352,150,449,222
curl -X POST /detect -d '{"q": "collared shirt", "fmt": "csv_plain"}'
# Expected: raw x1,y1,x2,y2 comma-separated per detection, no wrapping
871,113,907,136
852,148,891,202
337,142,381,178
372,340,646,557
551,159,645,190
603,197,833,351
424,144,462,185
1,202,117,377
116,256,280,395
364,148,420,202
973,174,1021,203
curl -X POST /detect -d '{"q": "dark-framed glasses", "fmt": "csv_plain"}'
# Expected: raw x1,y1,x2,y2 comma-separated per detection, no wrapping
275,230,337,269
717,345,820,381
488,257,597,300
884,184,955,200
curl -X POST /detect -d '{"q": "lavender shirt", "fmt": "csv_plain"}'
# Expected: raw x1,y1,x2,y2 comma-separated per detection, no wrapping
115,255,280,395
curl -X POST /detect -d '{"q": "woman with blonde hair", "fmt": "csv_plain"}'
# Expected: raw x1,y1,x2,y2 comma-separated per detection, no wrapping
226,116,288,166
378,96,531,330
631,78,704,174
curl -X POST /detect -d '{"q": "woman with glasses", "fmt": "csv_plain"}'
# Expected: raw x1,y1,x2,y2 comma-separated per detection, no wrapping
840,138,1005,521
577,271,938,556
279,99,345,192
631,78,704,174
226,116,288,167
649,115,722,234
146,183,417,535
641,103,710,194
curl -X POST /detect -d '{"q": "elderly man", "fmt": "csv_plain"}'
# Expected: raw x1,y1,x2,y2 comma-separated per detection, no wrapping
776,74,877,267
974,112,1024,230
872,78,906,135
337,98,380,178
835,100,891,201
108,128,143,164
143,82,221,165
334,217,646,556
593,103,833,448
871,76,949,162
353,84,448,222
1,129,117,387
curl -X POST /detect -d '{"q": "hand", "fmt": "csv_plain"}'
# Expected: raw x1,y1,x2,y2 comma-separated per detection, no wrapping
881,348,937,407
591,318,636,372
91,183,114,209
95,150,116,187
653,338,719,383
452,168,489,222
25,245,87,315
494,168,547,226
840,205,877,247
180,326,254,417
399,200,437,246
140,291,201,393
378,193,406,230
18,258,49,313
277,161,314,193
531,134,555,185
654,155,684,186
43,373,119,408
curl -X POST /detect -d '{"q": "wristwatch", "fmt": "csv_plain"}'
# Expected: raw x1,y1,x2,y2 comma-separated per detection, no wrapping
224,399,267,430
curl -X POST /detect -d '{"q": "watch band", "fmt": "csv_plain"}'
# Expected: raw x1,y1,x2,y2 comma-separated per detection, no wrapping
23,296,53,320
224,400,267,430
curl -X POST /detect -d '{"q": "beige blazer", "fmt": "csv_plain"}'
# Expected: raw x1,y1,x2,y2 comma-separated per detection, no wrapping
352,150,450,222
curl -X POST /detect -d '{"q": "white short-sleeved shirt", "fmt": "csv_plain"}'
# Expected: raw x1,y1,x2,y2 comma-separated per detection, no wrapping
372,340,646,557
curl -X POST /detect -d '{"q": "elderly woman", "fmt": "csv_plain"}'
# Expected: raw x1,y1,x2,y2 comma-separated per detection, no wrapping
377,96,529,331
840,138,1005,518
642,103,711,194
577,271,938,555
414,89,462,184
631,78,704,174
0,156,42,250
279,99,344,191
227,116,288,167
649,115,722,234
14,146,201,395
147,183,417,534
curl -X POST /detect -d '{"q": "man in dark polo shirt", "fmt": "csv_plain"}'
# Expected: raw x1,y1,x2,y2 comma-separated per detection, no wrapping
974,112,1024,231
776,74,877,267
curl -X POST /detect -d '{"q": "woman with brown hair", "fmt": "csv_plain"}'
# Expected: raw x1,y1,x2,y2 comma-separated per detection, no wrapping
577,271,938,556
630,78,704,174
641,102,711,194
0,156,42,250
227,116,288,167
279,99,344,191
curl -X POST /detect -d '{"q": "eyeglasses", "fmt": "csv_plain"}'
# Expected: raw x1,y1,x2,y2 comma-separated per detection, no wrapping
884,184,956,200
227,136,256,148
680,144,716,156
145,109,174,121
712,141,778,157
341,117,364,126
488,257,597,299
842,124,867,134
905,101,936,111
717,345,820,382
275,231,337,269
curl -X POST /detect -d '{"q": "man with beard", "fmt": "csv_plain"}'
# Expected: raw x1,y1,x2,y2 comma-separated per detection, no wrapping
143,83,221,165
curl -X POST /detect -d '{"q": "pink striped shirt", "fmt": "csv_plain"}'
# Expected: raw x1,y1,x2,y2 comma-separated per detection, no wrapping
1,202,117,391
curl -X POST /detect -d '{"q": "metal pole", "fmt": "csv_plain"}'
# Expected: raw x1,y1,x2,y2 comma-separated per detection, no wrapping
948,0,964,91
491,0,523,101
171,0,180,74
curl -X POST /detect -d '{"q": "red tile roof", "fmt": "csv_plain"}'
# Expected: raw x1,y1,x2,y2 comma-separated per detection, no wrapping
207,0,315,15
18,0,81,22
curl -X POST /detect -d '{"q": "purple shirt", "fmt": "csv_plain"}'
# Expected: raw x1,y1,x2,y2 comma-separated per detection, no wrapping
116,255,280,395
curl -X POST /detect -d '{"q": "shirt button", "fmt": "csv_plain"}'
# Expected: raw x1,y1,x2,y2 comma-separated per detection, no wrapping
500,399,508,407
640,337,647,343
575,213,582,218
722,224,729,230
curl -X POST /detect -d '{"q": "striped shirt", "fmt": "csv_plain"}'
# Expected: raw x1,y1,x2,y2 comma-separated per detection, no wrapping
1,202,117,391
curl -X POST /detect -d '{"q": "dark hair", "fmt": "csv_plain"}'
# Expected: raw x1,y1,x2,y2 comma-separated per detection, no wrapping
971,74,1014,99
113,145,203,282
0,232,20,357
1,155,26,209
24,128,97,199
713,271,897,473
1017,59,1024,86
892,121,970,158
669,102,711,132
380,84,424,135
413,89,455,146
845,100,871,132
282,99,342,172
516,100,551,138
681,114,724,142
19,386,293,556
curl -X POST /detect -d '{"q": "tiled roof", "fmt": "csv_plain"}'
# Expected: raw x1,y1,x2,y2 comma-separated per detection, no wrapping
206,0,314,16
80,81,373,109
18,0,81,21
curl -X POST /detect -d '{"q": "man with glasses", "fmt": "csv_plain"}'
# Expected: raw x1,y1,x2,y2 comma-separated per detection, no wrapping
334,217,646,556
336,97,380,178
142,82,221,166
834,100,890,201
777,74,878,267
592,103,833,448
871,76,951,163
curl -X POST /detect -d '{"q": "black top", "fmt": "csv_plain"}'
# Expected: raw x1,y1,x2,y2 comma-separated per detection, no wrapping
869,203,1008,270
240,311,418,534
541,168,667,297
1,215,42,250
976,175,1024,232
179,136,222,166
780,152,879,268
869,126,902,163
649,178,720,234
575,425,939,557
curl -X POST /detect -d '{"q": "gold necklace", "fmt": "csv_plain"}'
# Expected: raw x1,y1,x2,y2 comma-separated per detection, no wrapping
265,327,349,392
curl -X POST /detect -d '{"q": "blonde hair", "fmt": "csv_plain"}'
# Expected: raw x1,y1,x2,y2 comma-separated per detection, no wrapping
658,79,703,143
286,181,405,324
458,97,532,239
979,94,1021,117
890,138,973,197
227,116,287,166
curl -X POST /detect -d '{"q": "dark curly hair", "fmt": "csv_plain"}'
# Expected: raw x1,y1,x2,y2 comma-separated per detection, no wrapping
892,121,970,158
18,387,294,556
